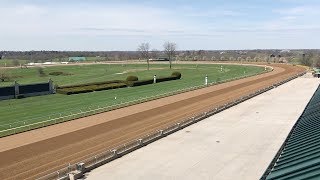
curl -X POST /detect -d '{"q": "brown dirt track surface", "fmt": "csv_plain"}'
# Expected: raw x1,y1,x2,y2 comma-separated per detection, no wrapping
0,63,305,180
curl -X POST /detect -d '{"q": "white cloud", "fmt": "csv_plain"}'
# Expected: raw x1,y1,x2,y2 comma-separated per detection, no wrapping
273,5,320,16
0,1,319,50
0,3,185,37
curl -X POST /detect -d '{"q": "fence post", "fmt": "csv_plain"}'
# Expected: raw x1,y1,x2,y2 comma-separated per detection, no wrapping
177,123,181,130
68,163,71,173
153,75,157,84
205,75,208,86
14,81,19,99
49,78,54,94
112,149,118,157
159,130,164,136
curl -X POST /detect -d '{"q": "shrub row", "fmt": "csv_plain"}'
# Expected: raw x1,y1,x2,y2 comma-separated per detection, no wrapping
126,75,138,81
57,80,126,89
57,72,181,95
127,79,154,87
57,82,127,95
49,71,73,76
171,71,182,79
127,72,182,87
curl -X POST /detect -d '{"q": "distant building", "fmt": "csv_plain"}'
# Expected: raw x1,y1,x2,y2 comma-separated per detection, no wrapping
68,57,86,61
280,49,291,53
149,57,169,61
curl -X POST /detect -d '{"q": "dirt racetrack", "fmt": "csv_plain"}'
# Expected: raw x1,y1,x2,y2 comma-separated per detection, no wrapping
0,63,305,180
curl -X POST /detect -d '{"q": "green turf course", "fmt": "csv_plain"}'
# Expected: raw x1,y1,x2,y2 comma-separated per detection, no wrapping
0,59,28,67
0,63,264,131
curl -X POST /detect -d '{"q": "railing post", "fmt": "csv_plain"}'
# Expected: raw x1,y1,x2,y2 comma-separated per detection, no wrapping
112,149,118,157
68,163,71,173
159,130,164,136
14,81,19,99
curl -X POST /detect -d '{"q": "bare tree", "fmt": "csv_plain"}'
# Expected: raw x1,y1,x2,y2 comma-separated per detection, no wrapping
137,42,151,70
301,53,313,67
0,68,9,82
163,41,177,69
150,49,159,59
12,59,20,67
313,57,320,67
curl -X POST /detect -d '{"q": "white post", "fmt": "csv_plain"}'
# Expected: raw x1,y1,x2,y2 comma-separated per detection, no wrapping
220,66,223,72
265,66,267,71
205,75,208,86
153,75,157,83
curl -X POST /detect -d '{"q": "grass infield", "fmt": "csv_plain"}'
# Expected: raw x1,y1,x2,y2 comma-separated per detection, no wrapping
0,63,264,130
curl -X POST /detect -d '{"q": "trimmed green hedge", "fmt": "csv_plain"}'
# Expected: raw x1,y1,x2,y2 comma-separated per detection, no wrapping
57,82,127,95
127,79,154,87
156,75,179,83
126,76,138,81
49,71,72,76
171,71,182,79
57,72,182,95
128,72,182,87
57,80,126,89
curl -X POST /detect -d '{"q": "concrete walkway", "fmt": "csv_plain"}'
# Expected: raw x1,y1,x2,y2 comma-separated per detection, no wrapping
85,76,319,180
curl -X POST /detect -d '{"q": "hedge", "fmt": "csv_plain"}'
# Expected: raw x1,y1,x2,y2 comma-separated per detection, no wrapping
156,76,179,83
57,80,126,89
49,71,72,76
126,76,138,81
171,71,182,79
57,72,182,95
57,82,127,95
127,72,182,87
127,79,154,87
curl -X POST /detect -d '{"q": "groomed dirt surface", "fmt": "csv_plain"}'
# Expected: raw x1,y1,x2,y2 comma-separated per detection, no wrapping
0,63,304,180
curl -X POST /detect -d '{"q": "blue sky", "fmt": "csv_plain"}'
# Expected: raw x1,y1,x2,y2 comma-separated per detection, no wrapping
1,0,320,50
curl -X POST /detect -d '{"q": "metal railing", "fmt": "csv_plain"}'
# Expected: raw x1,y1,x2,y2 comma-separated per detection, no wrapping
36,71,305,180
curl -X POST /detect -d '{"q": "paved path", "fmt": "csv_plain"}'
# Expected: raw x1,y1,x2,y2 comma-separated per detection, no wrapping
86,76,319,180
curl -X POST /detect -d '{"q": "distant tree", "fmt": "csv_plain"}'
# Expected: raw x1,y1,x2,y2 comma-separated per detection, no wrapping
313,57,320,67
137,42,151,70
12,59,20,67
0,68,9,82
301,53,312,66
163,41,177,69
37,67,46,77
150,49,159,59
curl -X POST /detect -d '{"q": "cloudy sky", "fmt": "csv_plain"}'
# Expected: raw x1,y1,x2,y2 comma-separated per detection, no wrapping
1,0,320,51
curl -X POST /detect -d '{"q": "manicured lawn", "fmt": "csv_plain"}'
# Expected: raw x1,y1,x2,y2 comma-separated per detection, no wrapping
0,63,264,131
